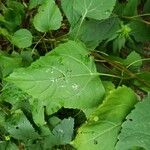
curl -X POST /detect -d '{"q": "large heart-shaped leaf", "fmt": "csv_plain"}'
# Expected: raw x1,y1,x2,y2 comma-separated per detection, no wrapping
74,0,116,20
72,86,137,150
6,41,105,125
33,0,62,32
116,94,150,150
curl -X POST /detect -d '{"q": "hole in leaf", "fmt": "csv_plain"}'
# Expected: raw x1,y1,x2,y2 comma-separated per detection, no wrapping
51,107,87,129
129,118,133,121
94,139,98,145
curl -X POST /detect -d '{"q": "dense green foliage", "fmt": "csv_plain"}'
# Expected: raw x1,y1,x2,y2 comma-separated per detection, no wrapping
0,0,150,150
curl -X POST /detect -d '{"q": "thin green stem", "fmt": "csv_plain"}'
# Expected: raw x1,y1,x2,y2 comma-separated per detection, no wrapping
97,73,122,79
123,13,150,19
127,58,150,69
74,11,87,40
31,32,46,54
92,52,150,88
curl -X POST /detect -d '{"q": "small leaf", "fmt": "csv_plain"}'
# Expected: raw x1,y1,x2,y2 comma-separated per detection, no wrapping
11,29,33,48
0,52,22,78
72,86,138,150
29,0,45,9
52,117,74,145
74,0,116,20
5,110,39,140
3,1,25,31
116,94,150,150
33,0,63,32
123,51,142,69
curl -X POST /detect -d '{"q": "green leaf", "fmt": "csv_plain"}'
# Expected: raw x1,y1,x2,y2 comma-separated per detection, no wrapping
5,110,39,141
0,111,5,126
72,86,137,150
33,0,63,32
0,142,18,150
116,94,150,150
29,0,45,9
113,36,126,52
61,0,80,27
11,29,33,48
134,72,150,92
74,0,116,20
123,51,142,69
35,118,74,149
144,0,150,13
3,1,25,32
0,28,11,40
6,41,105,125
1,82,31,112
70,17,120,49
0,52,22,78
123,0,139,16
52,117,74,145
21,50,33,67
129,20,150,42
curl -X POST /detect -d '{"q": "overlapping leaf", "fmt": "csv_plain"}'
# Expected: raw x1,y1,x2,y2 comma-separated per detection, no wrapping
5,110,39,140
116,94,150,150
70,17,120,48
0,52,22,78
6,41,105,125
33,0,62,32
74,0,116,20
72,86,137,150
61,0,80,27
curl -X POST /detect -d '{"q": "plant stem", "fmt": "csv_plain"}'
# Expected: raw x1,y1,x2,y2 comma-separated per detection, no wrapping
74,11,87,40
91,52,150,88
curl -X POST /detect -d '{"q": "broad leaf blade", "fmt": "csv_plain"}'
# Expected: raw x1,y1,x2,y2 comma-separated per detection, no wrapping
116,94,150,150
33,0,62,32
72,86,137,150
129,20,150,42
6,41,105,125
70,17,120,49
5,110,39,140
74,0,116,20
61,0,80,27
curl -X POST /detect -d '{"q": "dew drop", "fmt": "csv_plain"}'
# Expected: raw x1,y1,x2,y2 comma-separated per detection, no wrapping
72,84,79,90
94,139,98,145
58,129,64,133
93,116,99,122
